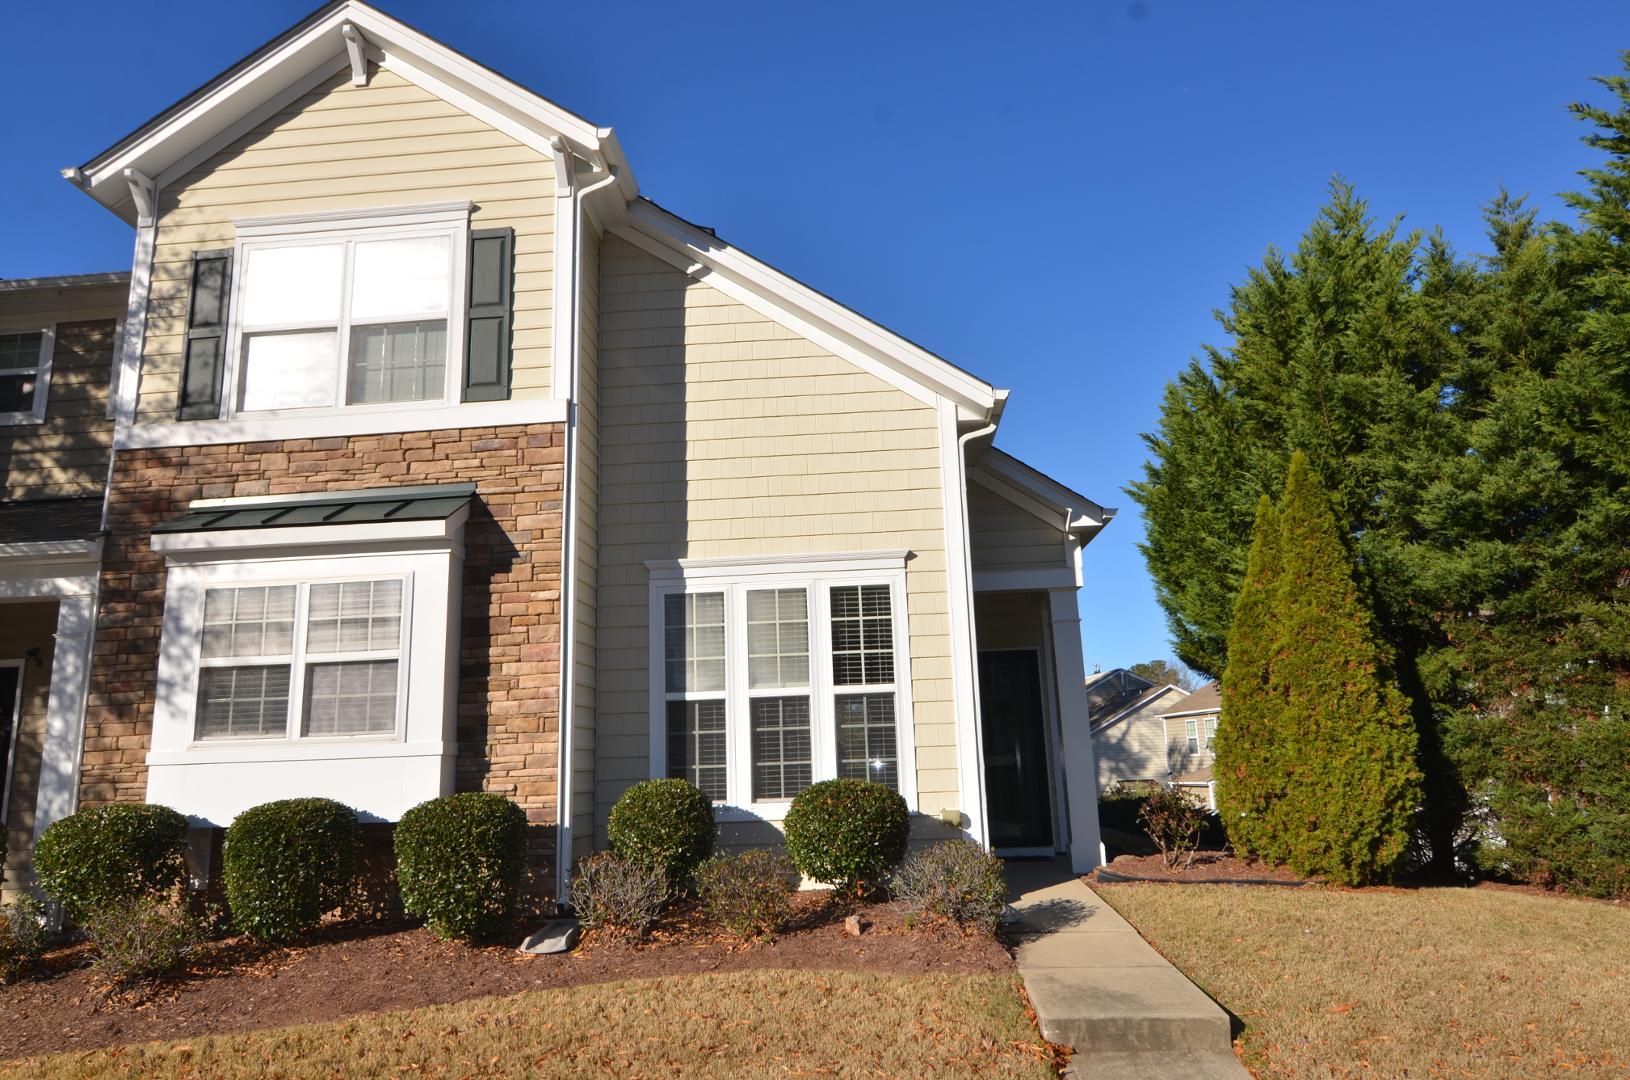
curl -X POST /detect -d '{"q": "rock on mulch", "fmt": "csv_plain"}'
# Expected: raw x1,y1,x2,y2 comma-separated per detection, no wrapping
0,898,1010,1063
1090,851,1306,885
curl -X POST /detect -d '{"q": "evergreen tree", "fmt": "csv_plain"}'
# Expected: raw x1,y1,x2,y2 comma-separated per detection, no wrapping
1213,495,1284,858
1266,454,1422,884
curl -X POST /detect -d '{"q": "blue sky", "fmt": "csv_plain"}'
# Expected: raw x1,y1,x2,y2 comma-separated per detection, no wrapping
3,1,1625,674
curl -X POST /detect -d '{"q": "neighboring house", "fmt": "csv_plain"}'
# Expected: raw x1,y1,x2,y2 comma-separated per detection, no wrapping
1161,682,1221,809
1,0,1118,899
0,273,128,900
1087,669,1190,797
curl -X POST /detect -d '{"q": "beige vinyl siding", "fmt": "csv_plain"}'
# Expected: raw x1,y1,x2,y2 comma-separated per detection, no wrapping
1093,689,1184,795
136,66,554,421
594,236,957,836
1,601,60,901
1165,710,1218,779
0,284,124,501
968,482,1068,571
569,218,601,860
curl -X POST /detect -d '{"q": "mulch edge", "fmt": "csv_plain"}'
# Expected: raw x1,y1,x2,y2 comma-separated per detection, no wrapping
1093,868,1309,887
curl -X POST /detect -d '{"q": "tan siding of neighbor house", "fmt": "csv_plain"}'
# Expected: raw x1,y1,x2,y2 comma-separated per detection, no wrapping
594,236,957,838
570,220,601,860
1093,687,1186,795
136,65,554,422
968,482,1067,571
1,602,60,901
0,283,125,501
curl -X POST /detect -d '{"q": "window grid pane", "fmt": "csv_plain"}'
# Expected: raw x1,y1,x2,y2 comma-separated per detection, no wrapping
306,579,403,654
664,592,725,693
830,585,894,686
751,696,812,800
202,585,296,659
303,660,399,736
667,699,727,800
836,692,898,791
347,320,447,404
196,665,291,740
0,332,42,371
746,588,809,689
1186,718,1199,753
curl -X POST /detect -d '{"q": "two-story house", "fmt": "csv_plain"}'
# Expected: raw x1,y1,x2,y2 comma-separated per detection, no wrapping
5,0,1115,899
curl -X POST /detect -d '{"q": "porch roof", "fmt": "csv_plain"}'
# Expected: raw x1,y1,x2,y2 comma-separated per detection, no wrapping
153,483,476,534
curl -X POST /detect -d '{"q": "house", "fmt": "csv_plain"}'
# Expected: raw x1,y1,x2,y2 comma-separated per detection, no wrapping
1087,669,1190,796
1,0,1117,901
0,273,129,900
1161,682,1221,809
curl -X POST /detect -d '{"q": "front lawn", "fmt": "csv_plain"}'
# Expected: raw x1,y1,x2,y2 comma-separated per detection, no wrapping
1100,883,1630,1078
3,970,1054,1079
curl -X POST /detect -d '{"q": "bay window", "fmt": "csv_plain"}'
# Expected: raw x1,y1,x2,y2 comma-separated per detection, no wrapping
649,556,914,817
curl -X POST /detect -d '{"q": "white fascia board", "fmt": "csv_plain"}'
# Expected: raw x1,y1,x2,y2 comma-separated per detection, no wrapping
115,397,568,450
75,1,626,222
152,505,469,557
1160,705,1222,720
616,201,998,417
980,449,1111,532
645,549,911,583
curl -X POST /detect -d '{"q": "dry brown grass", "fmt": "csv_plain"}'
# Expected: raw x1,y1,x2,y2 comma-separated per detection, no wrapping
1100,883,1630,1078
3,969,1055,1079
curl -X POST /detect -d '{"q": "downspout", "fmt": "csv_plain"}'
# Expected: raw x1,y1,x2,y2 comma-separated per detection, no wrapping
553,145,622,900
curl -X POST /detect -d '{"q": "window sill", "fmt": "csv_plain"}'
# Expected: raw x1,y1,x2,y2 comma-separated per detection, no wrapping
116,396,568,449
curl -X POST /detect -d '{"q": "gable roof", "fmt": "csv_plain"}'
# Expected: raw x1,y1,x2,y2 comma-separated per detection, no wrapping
1090,683,1188,735
1161,681,1220,718
1085,667,1156,717
970,447,1114,543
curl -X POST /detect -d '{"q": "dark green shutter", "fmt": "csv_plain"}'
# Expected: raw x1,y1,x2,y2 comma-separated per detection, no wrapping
178,250,233,420
463,227,514,402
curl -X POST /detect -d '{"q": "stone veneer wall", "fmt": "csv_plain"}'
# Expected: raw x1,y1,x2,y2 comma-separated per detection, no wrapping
81,425,566,882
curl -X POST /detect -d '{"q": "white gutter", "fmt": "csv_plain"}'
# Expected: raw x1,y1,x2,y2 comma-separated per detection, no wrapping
554,157,623,898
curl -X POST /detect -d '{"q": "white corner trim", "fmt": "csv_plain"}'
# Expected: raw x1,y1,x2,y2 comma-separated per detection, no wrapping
644,550,911,582
115,396,568,449
938,398,990,847
341,22,369,86
152,505,470,557
23,580,100,847
232,199,473,237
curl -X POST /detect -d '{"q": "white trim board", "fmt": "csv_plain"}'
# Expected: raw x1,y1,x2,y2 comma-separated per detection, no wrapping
116,396,568,449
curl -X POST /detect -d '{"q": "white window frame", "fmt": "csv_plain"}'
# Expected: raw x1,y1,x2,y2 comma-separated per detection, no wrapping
0,658,25,833
646,552,918,821
191,575,412,746
0,325,55,426
1185,717,1199,754
221,203,472,422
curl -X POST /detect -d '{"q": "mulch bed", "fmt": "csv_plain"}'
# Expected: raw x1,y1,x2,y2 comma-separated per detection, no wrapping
1090,850,1306,885
0,897,1011,1063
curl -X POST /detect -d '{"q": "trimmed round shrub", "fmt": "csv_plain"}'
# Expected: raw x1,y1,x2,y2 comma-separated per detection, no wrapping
569,851,669,940
34,803,190,921
223,798,358,942
889,840,1007,932
697,848,797,940
783,779,909,894
606,779,715,886
394,792,528,941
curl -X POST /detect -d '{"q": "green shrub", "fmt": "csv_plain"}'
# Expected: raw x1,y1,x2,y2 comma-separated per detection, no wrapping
606,779,715,886
0,893,50,983
697,849,797,940
223,798,358,942
783,779,909,894
394,793,528,941
1138,788,1207,870
83,895,207,988
569,851,668,940
889,840,1007,931
33,803,190,921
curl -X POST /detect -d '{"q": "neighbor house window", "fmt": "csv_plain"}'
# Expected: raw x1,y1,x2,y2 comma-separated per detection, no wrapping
228,209,466,415
195,578,404,742
0,329,52,425
652,563,911,813
1203,716,1217,751
1185,718,1199,754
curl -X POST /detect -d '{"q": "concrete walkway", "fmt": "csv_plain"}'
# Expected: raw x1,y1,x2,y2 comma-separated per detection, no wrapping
1004,859,1249,1079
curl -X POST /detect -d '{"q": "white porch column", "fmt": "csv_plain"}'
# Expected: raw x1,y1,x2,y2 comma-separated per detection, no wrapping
31,589,97,843
1047,587,1103,873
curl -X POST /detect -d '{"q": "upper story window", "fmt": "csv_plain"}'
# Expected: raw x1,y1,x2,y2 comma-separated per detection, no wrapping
1184,716,1218,755
228,213,465,416
0,328,54,425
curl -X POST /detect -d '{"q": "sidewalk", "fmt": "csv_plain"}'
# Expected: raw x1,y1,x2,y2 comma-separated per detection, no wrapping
1004,859,1249,1079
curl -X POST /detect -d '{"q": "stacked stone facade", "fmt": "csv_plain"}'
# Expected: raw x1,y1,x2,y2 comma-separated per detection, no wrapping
81,424,566,834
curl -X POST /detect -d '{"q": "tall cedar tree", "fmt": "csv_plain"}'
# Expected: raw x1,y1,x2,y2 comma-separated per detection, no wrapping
1265,453,1422,884
1213,495,1283,859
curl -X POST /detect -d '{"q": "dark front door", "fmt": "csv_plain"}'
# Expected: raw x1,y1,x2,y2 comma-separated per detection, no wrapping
978,649,1053,850
0,664,19,819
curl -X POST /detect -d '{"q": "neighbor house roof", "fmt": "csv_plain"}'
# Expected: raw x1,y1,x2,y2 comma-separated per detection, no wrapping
1090,681,1188,735
1161,681,1220,718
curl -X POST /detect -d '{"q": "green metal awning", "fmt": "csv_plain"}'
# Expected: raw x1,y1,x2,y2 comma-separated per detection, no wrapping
153,483,477,534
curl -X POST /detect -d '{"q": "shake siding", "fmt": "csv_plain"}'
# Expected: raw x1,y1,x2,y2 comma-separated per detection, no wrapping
136,67,554,422
0,283,124,501
968,482,1067,571
570,221,601,859
594,237,957,835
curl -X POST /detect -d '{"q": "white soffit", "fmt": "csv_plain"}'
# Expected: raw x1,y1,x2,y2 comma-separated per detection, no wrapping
976,448,1113,534
68,0,634,223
